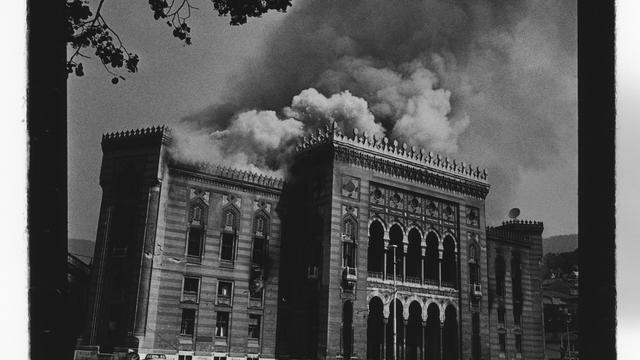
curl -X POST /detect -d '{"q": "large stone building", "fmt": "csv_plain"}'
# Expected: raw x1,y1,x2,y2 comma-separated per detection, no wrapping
81,125,545,360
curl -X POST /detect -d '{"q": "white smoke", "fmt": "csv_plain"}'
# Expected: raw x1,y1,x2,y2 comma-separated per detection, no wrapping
175,0,576,225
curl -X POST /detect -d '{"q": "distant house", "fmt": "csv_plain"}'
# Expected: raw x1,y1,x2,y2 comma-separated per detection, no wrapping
68,253,91,345
543,274,578,360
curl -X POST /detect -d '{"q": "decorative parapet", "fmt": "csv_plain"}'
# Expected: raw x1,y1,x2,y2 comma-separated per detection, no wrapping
102,125,171,143
101,126,172,151
102,126,283,190
498,219,544,227
212,165,285,189
486,219,544,243
169,161,285,191
295,123,488,184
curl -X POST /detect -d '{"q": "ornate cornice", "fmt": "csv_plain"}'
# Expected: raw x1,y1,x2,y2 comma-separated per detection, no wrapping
169,161,284,196
101,125,172,151
486,219,544,245
296,124,490,199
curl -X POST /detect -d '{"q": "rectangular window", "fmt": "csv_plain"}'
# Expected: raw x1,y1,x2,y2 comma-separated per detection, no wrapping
215,312,230,337
183,277,199,293
499,333,506,353
221,233,235,261
248,314,261,339
250,287,263,301
213,357,227,360
178,356,193,360
217,281,233,305
187,227,203,257
515,334,522,353
498,307,505,325
252,237,265,266
182,277,200,302
180,308,196,335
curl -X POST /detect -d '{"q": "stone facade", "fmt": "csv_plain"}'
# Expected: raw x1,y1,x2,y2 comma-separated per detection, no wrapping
82,125,545,360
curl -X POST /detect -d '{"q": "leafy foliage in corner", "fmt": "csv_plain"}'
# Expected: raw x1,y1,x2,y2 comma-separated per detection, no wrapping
212,0,292,25
66,0,292,83
66,0,139,84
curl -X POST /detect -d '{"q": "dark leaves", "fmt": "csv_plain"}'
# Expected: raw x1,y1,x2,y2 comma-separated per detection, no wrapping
66,0,292,82
212,0,292,25
75,63,84,76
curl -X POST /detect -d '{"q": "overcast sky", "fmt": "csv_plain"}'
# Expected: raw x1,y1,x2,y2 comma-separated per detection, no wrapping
68,0,577,241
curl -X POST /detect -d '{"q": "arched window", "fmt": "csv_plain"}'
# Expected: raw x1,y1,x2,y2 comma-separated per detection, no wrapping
495,254,506,297
367,297,384,360
221,209,238,262
252,215,268,267
425,232,439,284
511,252,523,326
406,228,421,280
442,236,457,288
386,225,404,281
469,244,480,285
367,221,384,274
426,303,440,360
511,252,523,301
443,305,459,360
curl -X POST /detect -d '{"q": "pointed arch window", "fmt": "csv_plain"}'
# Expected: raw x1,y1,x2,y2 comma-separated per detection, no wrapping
186,199,208,262
342,218,357,268
469,243,480,285
252,214,269,267
221,209,238,263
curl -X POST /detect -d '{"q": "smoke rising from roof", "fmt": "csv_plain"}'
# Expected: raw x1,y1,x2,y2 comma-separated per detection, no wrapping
174,0,576,224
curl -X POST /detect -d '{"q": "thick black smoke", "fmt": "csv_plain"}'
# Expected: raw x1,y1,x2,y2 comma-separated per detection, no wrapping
173,0,577,225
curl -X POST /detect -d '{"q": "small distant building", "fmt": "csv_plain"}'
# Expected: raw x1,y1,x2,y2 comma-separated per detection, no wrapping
79,125,547,360
542,275,578,360
68,253,92,345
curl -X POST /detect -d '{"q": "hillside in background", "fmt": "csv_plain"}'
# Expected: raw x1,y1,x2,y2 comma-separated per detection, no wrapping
543,234,578,254
68,238,95,265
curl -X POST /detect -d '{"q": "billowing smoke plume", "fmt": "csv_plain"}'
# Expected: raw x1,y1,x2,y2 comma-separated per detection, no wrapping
174,0,577,225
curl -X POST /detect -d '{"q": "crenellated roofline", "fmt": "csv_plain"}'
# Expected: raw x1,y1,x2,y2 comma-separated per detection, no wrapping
102,125,171,142
168,160,285,191
295,123,488,184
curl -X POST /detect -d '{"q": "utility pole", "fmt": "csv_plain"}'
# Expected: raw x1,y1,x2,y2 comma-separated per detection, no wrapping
391,244,397,360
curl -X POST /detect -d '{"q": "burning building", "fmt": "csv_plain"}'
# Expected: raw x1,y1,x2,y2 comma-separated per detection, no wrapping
79,124,545,360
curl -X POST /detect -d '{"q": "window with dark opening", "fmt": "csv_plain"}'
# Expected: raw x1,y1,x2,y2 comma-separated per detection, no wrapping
343,242,356,268
183,277,199,299
187,227,203,258
180,308,196,335
472,313,481,360
515,334,522,354
221,233,235,261
218,281,232,295
514,305,522,326
215,312,229,337
252,237,265,266
248,314,261,339
498,307,505,325
495,255,506,297
499,333,506,354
